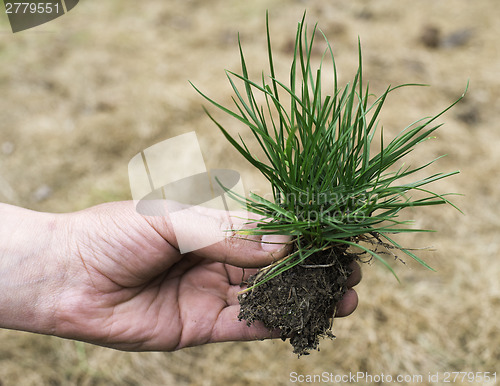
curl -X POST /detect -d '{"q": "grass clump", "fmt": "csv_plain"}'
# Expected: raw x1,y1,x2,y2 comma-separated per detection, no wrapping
193,12,463,355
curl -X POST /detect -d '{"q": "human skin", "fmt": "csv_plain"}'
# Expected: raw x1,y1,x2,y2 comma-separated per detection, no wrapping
0,201,360,351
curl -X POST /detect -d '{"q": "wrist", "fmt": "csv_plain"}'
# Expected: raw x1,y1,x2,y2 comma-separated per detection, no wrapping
0,203,68,336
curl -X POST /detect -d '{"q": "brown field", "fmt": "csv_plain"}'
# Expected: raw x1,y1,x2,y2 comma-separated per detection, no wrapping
0,1,499,385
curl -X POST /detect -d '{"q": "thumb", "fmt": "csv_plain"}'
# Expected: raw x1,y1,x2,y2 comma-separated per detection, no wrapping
147,201,291,268
197,228,292,268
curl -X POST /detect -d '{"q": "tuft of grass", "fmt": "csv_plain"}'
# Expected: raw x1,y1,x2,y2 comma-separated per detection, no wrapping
192,12,464,286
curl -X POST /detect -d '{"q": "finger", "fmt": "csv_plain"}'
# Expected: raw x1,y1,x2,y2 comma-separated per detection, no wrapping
345,260,362,288
148,202,292,268
198,231,291,268
335,289,358,317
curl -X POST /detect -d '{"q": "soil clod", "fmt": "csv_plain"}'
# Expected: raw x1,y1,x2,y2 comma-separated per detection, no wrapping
238,246,355,356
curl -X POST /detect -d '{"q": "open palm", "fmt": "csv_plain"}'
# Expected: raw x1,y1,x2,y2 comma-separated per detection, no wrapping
54,201,360,351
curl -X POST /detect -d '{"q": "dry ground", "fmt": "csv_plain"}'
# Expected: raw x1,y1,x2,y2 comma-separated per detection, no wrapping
0,0,499,385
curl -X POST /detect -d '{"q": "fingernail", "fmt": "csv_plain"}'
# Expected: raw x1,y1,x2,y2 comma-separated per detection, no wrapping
261,234,290,253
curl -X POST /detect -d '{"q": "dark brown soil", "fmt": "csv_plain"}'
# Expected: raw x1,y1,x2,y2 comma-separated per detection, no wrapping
238,244,355,356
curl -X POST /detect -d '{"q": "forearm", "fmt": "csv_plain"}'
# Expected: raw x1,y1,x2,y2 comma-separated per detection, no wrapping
0,203,66,336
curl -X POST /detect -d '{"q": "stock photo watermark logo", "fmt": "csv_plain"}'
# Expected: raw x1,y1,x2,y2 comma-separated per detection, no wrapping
3,0,79,33
128,132,247,254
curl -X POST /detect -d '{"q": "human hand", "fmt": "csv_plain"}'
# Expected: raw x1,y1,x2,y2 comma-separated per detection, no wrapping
0,201,360,351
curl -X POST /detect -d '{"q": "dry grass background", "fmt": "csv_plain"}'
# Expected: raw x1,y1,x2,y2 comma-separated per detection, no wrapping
0,0,499,385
